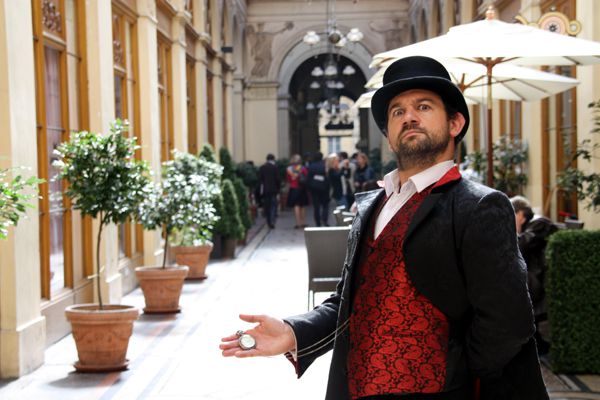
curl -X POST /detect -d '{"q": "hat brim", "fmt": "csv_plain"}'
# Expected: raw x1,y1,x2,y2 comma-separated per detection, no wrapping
371,76,470,143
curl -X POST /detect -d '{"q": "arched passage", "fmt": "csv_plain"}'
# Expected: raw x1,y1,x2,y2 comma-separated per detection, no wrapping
288,54,366,156
276,40,377,158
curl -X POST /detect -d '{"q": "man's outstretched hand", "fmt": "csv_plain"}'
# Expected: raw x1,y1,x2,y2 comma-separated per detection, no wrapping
220,314,296,358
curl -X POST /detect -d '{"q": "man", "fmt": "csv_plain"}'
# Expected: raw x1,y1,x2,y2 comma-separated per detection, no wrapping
510,196,557,355
510,195,535,234
221,56,548,400
258,153,281,229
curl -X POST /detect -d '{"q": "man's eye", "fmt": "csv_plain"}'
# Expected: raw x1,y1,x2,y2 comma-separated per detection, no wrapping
418,104,431,111
391,109,403,117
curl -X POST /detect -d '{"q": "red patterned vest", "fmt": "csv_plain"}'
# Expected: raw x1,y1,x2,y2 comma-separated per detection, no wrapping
347,185,450,399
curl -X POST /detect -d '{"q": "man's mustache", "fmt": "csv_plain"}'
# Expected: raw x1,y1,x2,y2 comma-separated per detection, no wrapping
400,123,427,136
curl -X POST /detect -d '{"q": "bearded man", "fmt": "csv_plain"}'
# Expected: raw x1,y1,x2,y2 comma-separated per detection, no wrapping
220,56,548,400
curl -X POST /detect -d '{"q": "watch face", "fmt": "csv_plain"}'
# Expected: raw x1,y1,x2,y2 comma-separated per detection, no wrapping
239,334,256,350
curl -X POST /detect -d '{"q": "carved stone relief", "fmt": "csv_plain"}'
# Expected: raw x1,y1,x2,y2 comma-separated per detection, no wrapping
247,21,294,78
369,19,405,50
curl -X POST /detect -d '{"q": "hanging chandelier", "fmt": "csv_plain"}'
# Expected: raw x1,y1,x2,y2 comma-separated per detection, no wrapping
302,0,364,49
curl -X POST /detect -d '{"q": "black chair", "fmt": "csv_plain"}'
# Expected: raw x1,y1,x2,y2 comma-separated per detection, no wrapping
304,226,350,309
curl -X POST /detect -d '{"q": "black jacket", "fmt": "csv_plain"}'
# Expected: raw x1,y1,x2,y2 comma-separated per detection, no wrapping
285,174,548,400
258,161,281,196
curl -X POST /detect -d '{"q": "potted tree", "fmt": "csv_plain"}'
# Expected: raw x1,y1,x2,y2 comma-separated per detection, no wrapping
168,153,222,279
0,167,41,239
53,119,149,372
136,151,220,312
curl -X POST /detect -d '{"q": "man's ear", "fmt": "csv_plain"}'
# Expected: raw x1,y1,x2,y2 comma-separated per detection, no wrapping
449,112,466,140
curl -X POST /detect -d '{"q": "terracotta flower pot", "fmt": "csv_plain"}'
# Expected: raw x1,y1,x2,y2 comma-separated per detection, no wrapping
134,265,189,314
65,304,139,372
170,244,213,280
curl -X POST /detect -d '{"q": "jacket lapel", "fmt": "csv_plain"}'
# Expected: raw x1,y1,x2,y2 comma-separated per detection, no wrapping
354,189,385,222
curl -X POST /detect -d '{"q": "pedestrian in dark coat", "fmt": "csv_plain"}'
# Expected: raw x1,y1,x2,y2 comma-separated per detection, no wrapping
258,153,281,229
307,152,330,227
221,56,547,400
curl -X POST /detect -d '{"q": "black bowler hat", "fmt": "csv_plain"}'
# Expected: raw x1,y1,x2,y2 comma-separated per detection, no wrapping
371,56,470,143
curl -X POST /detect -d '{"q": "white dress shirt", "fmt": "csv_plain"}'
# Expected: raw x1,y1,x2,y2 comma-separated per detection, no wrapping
374,160,455,239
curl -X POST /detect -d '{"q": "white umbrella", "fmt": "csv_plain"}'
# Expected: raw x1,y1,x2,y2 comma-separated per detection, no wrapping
353,90,376,109
366,60,579,102
370,6,600,185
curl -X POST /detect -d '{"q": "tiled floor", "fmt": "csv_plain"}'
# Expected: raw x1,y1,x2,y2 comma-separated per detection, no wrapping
1,208,599,399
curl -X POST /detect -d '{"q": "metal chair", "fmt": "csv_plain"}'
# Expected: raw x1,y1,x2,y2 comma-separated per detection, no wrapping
304,226,351,309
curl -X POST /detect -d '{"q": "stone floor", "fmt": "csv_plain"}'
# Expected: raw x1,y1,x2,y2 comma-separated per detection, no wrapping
1,207,599,399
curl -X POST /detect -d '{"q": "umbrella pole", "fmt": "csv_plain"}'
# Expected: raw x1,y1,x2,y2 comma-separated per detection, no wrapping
486,64,494,187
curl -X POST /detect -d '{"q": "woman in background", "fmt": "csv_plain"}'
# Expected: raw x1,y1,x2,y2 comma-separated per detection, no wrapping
326,153,345,209
286,154,308,229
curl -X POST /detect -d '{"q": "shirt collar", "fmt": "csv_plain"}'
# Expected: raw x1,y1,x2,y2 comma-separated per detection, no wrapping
383,160,456,196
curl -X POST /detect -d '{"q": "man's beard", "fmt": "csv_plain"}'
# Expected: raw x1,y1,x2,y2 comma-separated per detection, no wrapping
393,123,451,171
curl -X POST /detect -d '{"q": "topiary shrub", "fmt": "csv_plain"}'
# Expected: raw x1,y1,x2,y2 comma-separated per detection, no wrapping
546,229,600,373
214,179,244,240
218,147,236,181
218,147,251,231
199,143,217,163
236,161,259,191
232,177,252,231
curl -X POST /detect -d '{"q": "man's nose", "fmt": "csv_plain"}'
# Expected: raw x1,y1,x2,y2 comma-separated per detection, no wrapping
401,107,420,126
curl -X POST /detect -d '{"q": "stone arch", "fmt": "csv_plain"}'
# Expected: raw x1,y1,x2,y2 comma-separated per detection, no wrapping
275,38,377,157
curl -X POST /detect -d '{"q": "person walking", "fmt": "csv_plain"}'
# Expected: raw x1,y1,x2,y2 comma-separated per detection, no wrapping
326,153,345,209
353,152,375,193
221,56,547,400
338,151,355,209
258,153,281,229
306,151,330,227
286,154,309,229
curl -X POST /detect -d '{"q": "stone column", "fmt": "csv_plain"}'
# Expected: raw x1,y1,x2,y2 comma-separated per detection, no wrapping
576,0,600,229
232,73,245,159
135,0,162,266
212,58,224,153
224,67,234,154
170,2,188,152
85,0,123,305
195,41,209,146
244,82,279,162
0,0,46,378
277,95,290,158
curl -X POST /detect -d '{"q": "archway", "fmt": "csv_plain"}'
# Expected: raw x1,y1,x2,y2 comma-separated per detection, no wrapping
287,54,366,158
276,40,376,159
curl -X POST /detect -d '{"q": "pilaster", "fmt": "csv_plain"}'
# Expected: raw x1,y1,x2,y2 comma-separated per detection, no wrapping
244,82,279,162
212,58,224,153
85,0,123,304
232,74,245,159
576,0,600,229
0,0,45,378
135,0,162,266
170,3,189,152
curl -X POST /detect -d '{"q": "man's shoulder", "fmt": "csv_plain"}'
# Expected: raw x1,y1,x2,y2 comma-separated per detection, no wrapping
442,176,497,198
